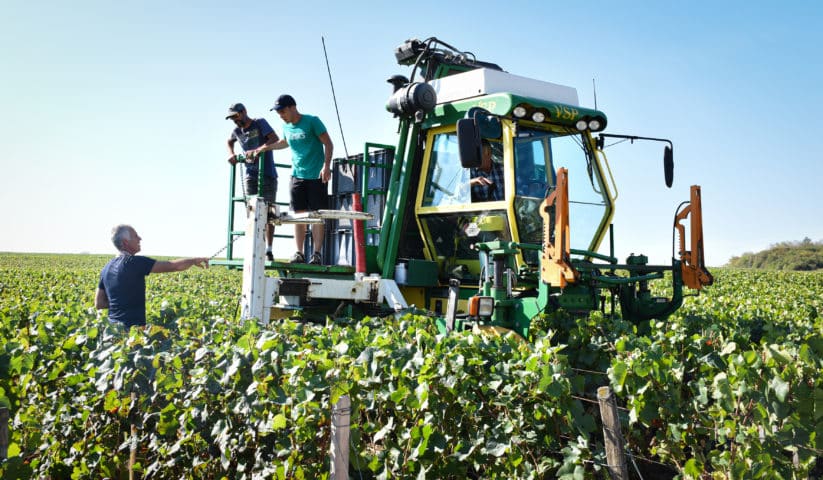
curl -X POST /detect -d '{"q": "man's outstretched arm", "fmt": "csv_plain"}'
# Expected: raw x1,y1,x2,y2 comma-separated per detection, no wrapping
151,257,209,273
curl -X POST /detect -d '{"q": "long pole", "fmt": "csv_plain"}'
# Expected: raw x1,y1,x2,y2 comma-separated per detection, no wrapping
322,36,349,159
352,193,366,273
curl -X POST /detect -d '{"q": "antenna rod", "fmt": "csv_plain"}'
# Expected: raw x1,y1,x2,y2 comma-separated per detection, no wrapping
592,78,598,110
322,36,349,158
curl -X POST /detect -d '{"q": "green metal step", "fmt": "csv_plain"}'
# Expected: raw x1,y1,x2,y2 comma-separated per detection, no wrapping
209,258,357,275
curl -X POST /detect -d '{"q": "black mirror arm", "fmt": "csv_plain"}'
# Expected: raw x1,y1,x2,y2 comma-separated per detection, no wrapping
596,134,675,188
596,134,673,152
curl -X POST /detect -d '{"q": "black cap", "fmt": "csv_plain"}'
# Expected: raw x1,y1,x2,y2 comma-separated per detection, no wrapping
225,103,246,119
270,94,296,111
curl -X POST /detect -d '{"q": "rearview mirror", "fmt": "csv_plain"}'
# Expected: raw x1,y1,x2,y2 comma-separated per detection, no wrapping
458,108,501,168
664,146,673,188
457,119,481,168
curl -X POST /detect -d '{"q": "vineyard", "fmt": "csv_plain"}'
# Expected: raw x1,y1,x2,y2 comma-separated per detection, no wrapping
0,253,820,479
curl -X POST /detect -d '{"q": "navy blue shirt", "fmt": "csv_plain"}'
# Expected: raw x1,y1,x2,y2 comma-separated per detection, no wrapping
98,255,156,327
231,118,278,179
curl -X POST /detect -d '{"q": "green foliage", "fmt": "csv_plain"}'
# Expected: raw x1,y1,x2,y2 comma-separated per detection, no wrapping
608,269,822,478
0,254,821,478
0,254,594,478
727,237,823,270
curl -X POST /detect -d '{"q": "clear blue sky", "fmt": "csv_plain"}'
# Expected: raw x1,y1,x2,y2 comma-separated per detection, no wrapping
2,0,821,267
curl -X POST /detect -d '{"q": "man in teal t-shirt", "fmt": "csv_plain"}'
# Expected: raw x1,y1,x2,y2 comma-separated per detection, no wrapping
251,94,334,264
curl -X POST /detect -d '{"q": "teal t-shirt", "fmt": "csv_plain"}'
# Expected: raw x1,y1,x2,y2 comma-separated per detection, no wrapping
283,114,328,179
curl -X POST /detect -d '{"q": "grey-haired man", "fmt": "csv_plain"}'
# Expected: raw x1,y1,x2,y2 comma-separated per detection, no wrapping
95,225,208,329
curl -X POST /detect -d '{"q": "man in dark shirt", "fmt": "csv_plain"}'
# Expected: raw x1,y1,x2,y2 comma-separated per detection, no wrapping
226,102,280,261
95,225,208,328
470,140,505,202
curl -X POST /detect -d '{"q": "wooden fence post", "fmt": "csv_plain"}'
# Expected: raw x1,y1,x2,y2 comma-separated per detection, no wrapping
597,386,628,480
129,392,137,480
330,395,351,479
0,407,9,460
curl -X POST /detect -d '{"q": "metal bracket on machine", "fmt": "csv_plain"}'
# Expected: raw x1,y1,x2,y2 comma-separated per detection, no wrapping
540,168,579,288
674,185,714,290
241,198,406,323
267,275,409,313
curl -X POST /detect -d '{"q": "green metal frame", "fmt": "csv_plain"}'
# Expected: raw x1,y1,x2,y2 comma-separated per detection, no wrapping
377,119,421,279
211,156,293,268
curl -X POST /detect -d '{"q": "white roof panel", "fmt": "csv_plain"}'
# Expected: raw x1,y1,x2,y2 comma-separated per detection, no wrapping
429,68,579,106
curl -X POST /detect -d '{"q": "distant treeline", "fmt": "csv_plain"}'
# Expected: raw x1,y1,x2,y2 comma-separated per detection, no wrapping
727,238,823,270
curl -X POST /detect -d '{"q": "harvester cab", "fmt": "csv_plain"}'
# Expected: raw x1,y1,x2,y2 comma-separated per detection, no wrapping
221,37,713,337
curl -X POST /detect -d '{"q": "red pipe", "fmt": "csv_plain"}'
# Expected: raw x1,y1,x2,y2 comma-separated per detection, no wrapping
352,193,366,273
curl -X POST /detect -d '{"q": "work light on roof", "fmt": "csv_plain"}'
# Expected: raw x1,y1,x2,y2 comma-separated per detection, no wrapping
513,105,527,118
531,111,546,123
575,119,588,131
588,118,602,131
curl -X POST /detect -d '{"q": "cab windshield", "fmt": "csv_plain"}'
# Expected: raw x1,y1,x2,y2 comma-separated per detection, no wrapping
418,126,610,273
514,128,609,263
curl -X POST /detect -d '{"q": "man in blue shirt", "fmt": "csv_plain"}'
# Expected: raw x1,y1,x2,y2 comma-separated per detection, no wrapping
226,103,280,261
251,94,333,265
95,225,208,329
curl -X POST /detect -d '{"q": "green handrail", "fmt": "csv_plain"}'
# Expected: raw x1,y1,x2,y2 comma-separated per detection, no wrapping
226,160,238,260
376,119,411,270
257,154,265,197
221,153,293,265
380,122,421,279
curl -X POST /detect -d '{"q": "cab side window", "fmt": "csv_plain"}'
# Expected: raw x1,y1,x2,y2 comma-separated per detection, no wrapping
423,133,471,207
515,137,551,198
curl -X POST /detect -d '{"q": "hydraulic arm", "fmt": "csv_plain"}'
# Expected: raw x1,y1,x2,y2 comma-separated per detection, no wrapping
675,185,714,289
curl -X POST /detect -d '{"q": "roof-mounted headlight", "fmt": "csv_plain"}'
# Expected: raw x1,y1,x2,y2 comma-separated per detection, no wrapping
531,111,546,123
588,116,606,131
512,105,528,118
575,119,588,131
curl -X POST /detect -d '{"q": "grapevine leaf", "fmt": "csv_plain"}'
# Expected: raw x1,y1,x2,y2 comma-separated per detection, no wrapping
683,458,702,477
769,376,790,403
273,413,287,430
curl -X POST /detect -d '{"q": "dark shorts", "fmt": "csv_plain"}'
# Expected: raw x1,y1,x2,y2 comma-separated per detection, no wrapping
245,175,277,203
290,176,329,212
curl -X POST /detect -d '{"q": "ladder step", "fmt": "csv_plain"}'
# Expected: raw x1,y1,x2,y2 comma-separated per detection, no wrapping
272,209,374,225
311,210,374,220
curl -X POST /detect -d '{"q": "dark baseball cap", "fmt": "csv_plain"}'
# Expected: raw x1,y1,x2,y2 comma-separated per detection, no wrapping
225,103,246,119
271,94,296,111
